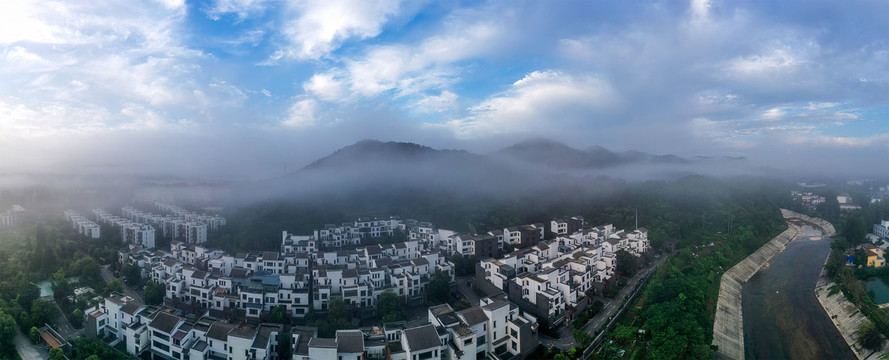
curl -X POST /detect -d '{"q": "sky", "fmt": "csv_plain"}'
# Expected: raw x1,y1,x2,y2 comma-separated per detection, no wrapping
0,0,887,179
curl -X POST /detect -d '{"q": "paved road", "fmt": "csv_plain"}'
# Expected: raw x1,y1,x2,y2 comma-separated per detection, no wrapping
540,254,667,351
15,331,48,360
51,301,83,339
455,276,481,305
100,265,143,303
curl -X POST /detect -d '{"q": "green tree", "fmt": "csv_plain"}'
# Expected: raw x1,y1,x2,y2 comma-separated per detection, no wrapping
318,296,350,337
858,320,884,351
573,328,592,348
17,282,41,310
30,326,40,344
51,268,71,299
427,270,451,305
328,296,346,320
616,250,636,277
31,299,59,326
86,355,101,360
612,323,636,345
0,311,16,350
49,348,64,360
377,291,401,323
71,308,83,328
855,248,868,268
124,264,142,286
269,305,288,324
105,278,124,295
844,216,867,245
143,280,164,305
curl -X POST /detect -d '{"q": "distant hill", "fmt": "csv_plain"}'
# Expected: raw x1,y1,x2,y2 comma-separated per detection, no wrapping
271,140,541,199
492,138,690,170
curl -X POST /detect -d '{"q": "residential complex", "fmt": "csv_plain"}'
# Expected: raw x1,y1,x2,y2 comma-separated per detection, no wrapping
101,211,649,359
477,224,648,327
790,191,825,211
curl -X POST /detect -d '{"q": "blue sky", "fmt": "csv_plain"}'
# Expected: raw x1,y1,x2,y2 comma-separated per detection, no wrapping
0,0,887,178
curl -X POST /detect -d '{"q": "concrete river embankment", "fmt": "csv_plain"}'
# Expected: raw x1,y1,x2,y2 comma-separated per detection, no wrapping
712,209,844,359
712,216,799,359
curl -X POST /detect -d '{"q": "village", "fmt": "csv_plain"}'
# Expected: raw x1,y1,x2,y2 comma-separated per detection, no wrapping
51,193,651,360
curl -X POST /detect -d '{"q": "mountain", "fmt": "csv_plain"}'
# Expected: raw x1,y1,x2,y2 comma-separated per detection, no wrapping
492,138,689,170
269,140,544,200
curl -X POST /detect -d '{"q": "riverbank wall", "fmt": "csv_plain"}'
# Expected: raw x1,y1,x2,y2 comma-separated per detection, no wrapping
712,211,801,360
815,253,889,359
781,209,836,236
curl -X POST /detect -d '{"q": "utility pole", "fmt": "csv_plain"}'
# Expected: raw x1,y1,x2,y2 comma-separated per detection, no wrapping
635,208,638,230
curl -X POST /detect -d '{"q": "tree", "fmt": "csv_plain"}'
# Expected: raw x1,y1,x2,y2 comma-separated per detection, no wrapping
86,355,101,360
31,299,59,326
854,248,868,268
269,305,288,324
72,257,102,286
105,279,124,295
857,320,883,351
427,270,451,305
17,282,41,310
612,323,636,345
51,268,71,299
30,326,40,344
318,296,350,337
0,311,16,350
71,308,84,328
573,328,592,348
844,215,867,244
377,291,401,323
278,332,292,359
49,348,64,360
143,280,164,305
328,296,346,320
616,250,637,277
124,264,142,286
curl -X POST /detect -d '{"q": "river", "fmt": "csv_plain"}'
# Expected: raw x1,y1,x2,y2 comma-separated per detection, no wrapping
742,225,855,360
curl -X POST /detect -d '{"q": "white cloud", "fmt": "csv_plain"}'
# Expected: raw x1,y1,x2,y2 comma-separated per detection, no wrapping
204,0,272,20
301,11,505,107
282,99,318,128
304,73,345,101
438,70,619,138
278,0,412,60
690,0,712,18
415,91,457,114
152,0,186,11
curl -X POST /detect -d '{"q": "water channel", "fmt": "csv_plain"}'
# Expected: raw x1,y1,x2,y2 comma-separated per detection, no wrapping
742,225,855,360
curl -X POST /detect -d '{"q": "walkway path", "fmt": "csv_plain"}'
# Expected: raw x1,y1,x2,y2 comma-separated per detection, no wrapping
15,331,48,360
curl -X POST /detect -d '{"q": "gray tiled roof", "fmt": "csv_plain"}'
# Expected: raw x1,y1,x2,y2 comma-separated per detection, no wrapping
404,324,441,352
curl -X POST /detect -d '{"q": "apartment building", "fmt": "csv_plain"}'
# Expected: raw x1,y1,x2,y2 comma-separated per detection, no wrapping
0,205,25,227
64,210,101,238
477,221,648,328
85,292,292,360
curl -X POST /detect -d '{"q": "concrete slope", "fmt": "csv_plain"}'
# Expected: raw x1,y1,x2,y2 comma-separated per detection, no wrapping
712,212,802,360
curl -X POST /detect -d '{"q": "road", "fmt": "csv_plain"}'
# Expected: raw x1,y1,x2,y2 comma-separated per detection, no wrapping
15,331,48,360
540,254,667,351
100,265,143,303
455,276,481,305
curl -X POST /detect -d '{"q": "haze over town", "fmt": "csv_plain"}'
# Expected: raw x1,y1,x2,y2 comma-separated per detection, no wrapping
1,0,887,180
